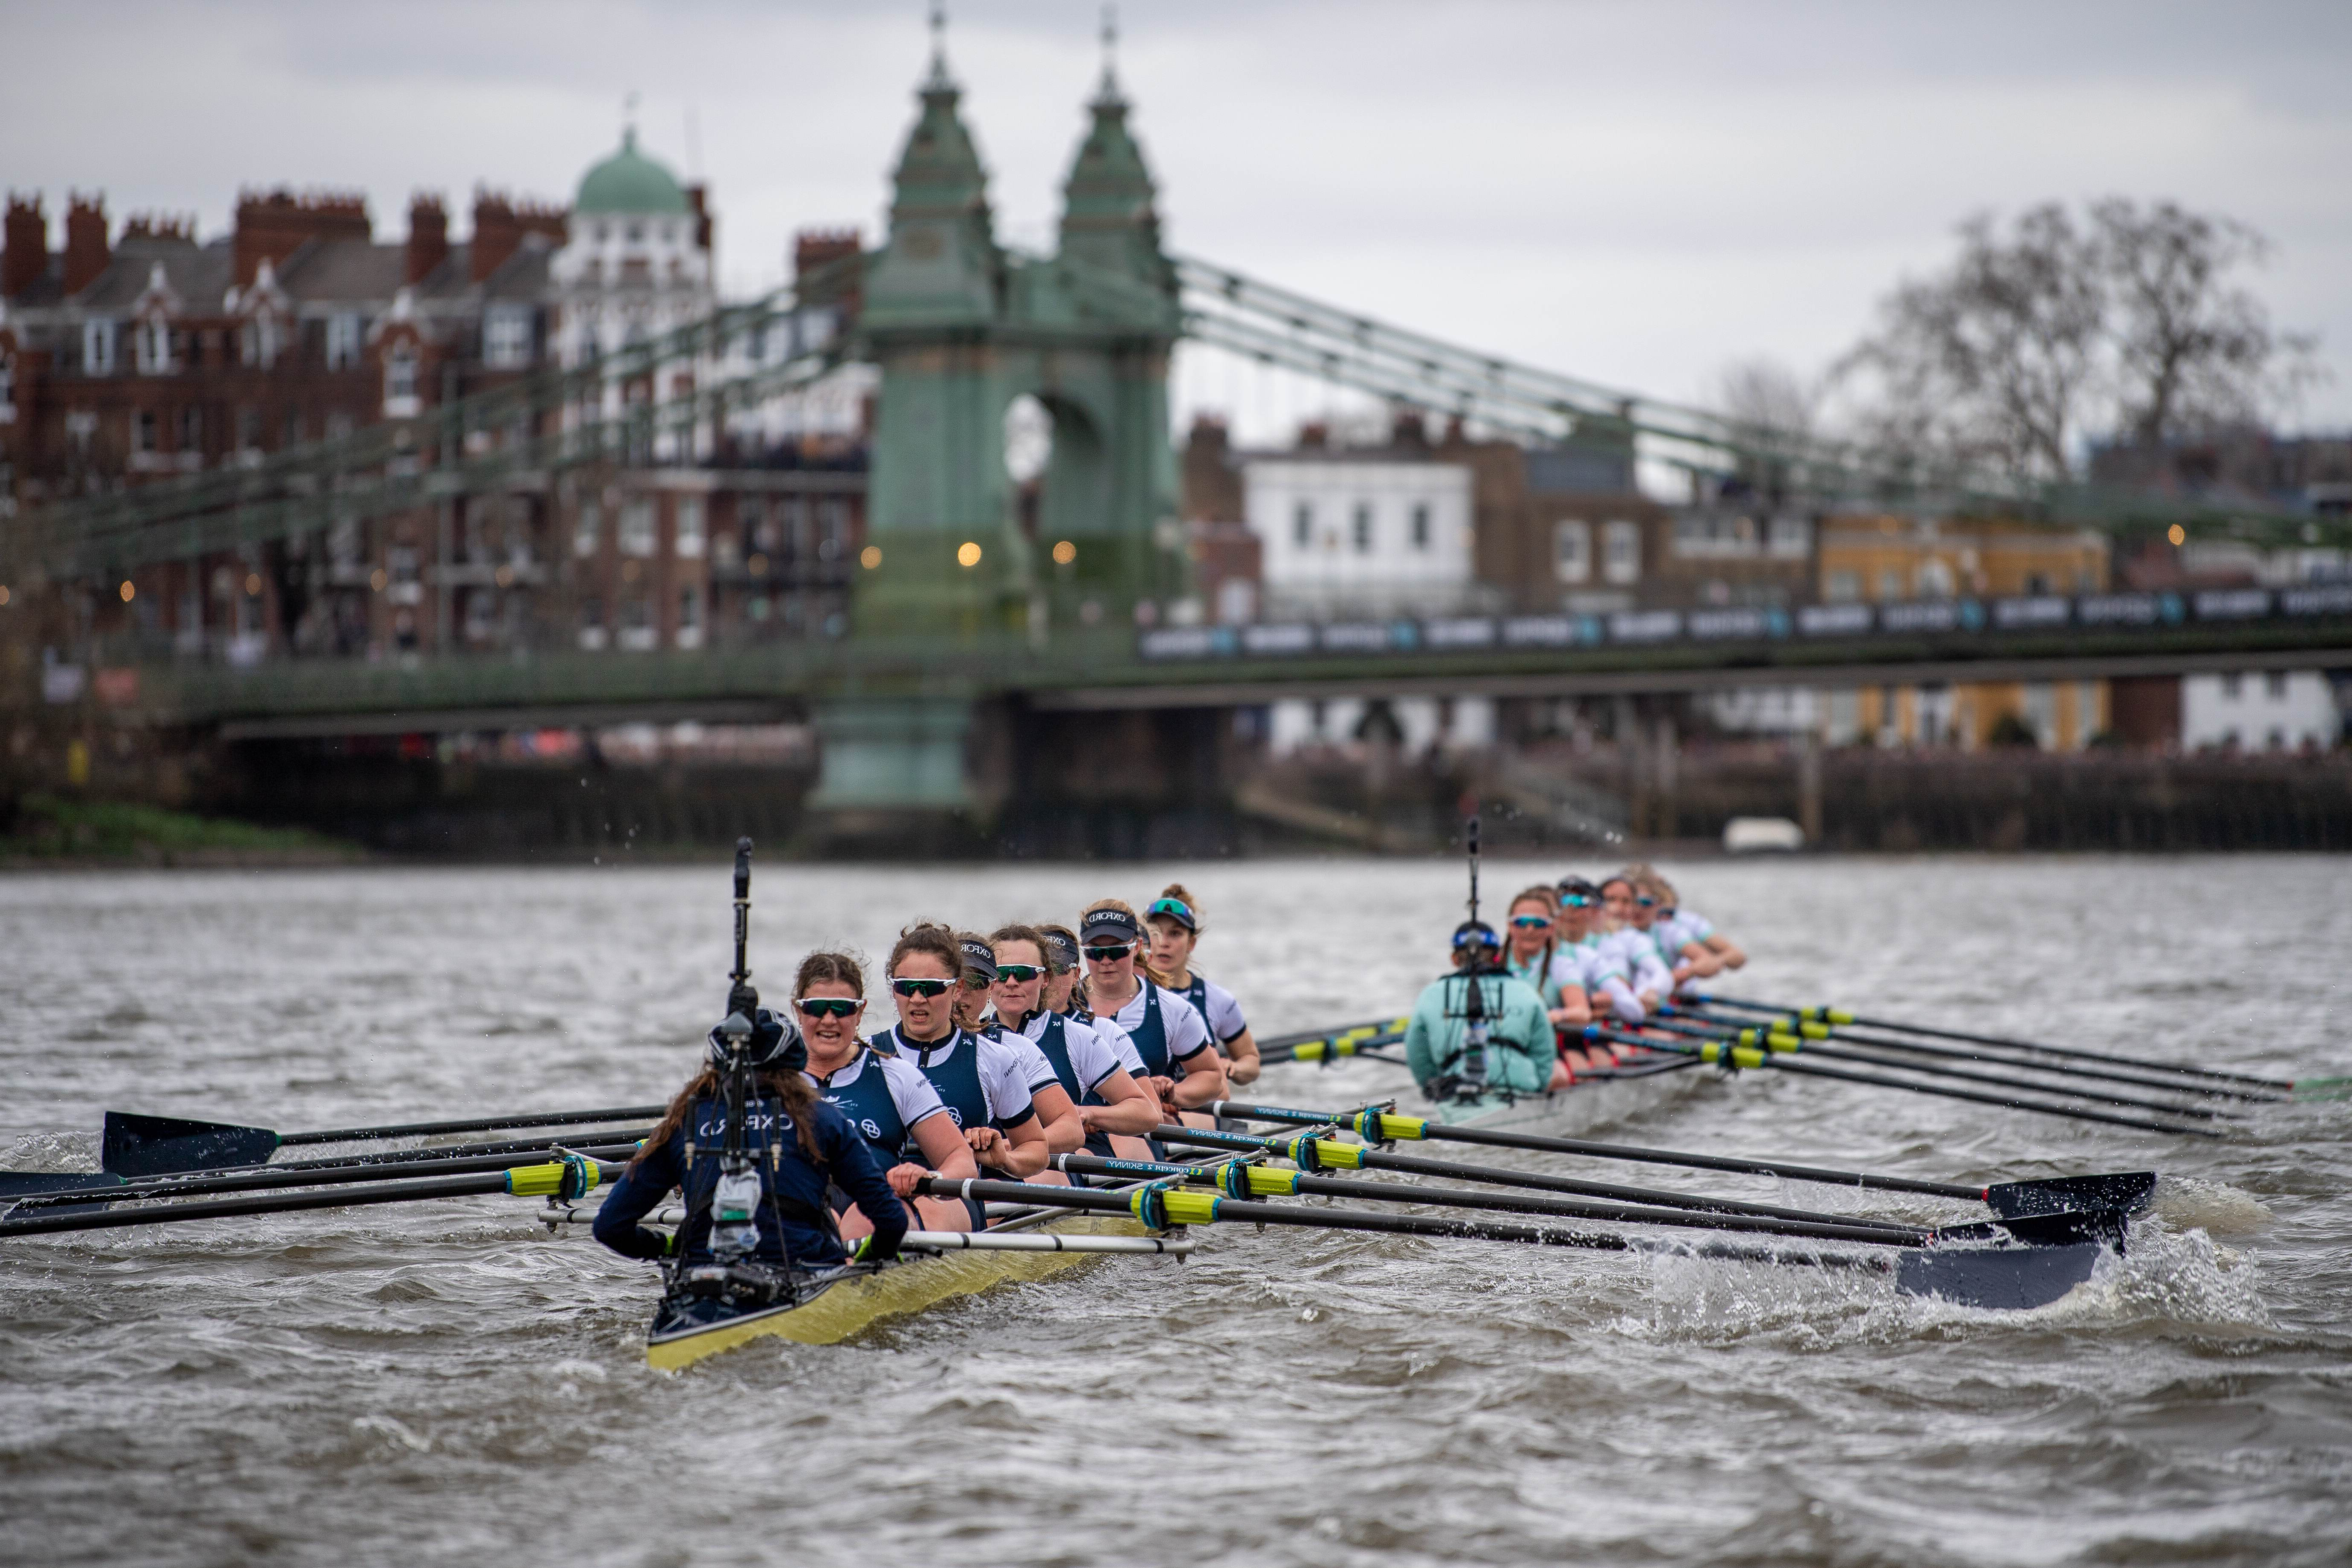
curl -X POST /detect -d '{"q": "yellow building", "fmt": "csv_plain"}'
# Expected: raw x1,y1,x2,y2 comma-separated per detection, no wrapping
1817,515,2113,750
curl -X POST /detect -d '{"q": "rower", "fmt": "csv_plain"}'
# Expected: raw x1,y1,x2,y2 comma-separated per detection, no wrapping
592,1006,908,1274
954,931,1086,1162
1403,920,1558,1102
872,922,1051,1180
1651,875,1746,977
1140,884,1261,1086
987,923,1160,1170
1626,874,1720,992
1074,900,1226,1143
1501,885,1598,1074
1587,873,1674,1011
793,950,984,1235
1039,925,1087,1017
1555,877,1650,1051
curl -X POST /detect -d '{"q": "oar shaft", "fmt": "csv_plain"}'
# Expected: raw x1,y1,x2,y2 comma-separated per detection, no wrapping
3,1140,645,1213
1685,1008,2282,1103
0,1160,618,1239
279,1106,665,1147
1646,1017,2239,1121
1207,1100,1986,1200
1615,1031,2225,1138
1061,1150,1930,1247
1142,1127,1929,1239
1701,995,2293,1091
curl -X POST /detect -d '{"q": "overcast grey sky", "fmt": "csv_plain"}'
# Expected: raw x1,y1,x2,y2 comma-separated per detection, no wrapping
7,0,2349,435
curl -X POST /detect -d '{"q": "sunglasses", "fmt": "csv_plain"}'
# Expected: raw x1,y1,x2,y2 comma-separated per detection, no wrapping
1145,897,1195,923
1560,894,1592,907
890,977,952,998
993,963,1044,983
1510,914,1553,928
795,997,860,1019
1635,896,1658,907
1083,943,1133,962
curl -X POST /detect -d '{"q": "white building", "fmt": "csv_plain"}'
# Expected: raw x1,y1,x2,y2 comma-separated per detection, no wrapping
1244,453,1477,619
2183,671,2341,751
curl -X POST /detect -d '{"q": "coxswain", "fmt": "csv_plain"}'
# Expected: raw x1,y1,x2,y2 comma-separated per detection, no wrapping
953,931,1086,1162
1075,900,1227,1132
1402,920,1557,1103
1140,884,1262,1087
871,922,1052,1180
988,924,1160,1170
1501,885,1598,1076
793,950,984,1235
593,1006,908,1276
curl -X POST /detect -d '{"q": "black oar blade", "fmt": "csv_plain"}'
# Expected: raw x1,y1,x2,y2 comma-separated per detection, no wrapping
1896,1240,2104,1311
1984,1171,2157,1220
101,1113,279,1177
0,1171,127,1198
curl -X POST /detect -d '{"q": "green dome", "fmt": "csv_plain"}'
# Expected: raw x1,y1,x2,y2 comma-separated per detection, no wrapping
575,129,689,216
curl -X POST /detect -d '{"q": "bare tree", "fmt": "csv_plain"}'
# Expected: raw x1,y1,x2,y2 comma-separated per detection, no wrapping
2092,198,2314,447
1714,357,1818,502
1834,204,2105,485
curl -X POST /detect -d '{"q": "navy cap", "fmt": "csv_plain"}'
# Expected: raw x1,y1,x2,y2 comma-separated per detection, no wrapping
957,936,998,983
1451,919,1501,951
1080,907,1142,945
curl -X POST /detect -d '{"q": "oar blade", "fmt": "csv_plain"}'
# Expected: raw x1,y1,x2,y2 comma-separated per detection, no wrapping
1983,1171,2157,1220
101,1112,280,1177
1896,1240,2103,1312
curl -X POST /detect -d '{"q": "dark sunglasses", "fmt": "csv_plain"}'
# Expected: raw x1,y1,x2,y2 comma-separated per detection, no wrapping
890,977,952,998
1510,914,1553,928
993,963,1044,983
1083,943,1133,962
795,997,860,1019
1635,895,1659,907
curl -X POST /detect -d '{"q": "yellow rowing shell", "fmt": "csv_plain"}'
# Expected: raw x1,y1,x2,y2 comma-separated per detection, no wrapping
645,1213,1147,1371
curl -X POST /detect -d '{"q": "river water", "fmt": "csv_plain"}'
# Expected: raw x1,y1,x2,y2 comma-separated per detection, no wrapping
2,856,2347,1567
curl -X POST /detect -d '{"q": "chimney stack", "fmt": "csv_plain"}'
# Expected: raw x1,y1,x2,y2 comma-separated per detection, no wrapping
468,188,567,283
3,193,45,298
63,192,109,295
234,188,370,287
406,193,448,285
686,183,712,252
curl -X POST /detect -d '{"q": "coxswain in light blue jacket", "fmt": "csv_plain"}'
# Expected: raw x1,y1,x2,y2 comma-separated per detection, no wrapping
594,1011,907,1269
1404,921,1558,1099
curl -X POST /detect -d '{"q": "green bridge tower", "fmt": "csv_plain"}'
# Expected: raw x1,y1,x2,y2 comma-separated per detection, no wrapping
815,24,1191,824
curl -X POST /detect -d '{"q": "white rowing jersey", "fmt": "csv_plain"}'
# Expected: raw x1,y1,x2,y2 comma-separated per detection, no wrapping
1660,909,1716,950
1172,973,1249,1047
1009,1011,1135,1095
1549,937,1629,999
983,1024,1066,1098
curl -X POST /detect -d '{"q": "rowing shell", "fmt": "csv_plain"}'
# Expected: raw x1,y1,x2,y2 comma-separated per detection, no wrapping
645,1213,1150,1372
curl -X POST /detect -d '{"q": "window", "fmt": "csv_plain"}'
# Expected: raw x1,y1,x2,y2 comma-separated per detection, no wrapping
1767,515,1812,559
2220,673,2242,700
1292,502,1312,549
2265,671,2288,700
283,408,304,446
674,497,706,558
84,318,117,374
236,407,261,452
578,597,607,651
177,405,201,451
1351,503,1372,554
1410,503,1431,550
618,498,656,556
383,348,419,413
1554,520,1591,584
483,307,533,369
0,351,12,415
1602,520,1641,585
676,585,703,649
326,313,363,371
136,317,173,375
1916,558,1956,599
574,499,603,558
2023,683,2056,748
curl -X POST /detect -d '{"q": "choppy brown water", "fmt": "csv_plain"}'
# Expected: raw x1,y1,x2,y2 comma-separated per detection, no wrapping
2,857,2348,1568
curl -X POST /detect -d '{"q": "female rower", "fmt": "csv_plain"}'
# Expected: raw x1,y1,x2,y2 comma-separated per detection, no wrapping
593,1006,907,1274
1653,877,1746,976
1076,900,1226,1126
1039,925,1087,1017
989,924,1160,1166
794,950,983,1236
1502,885,1597,1077
953,932,1085,1162
1140,884,1261,1087
872,922,1051,1180
1626,874,1719,991
1555,876,1650,1050
1595,873,1675,1008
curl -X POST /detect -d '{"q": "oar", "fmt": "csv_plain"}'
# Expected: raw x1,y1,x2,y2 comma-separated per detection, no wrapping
1071,1143,2117,1252
912,1174,2111,1313
1677,1003,2284,1103
1640,1015,2243,1122
1,1139,647,1215
1205,1100,2159,1221
81,1105,668,1180
1597,1026,2225,1139
1700,994,2340,1098
0,1157,617,1239
0,1124,661,1201
1257,1018,1410,1066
